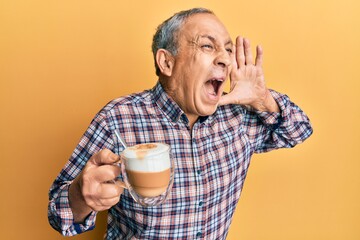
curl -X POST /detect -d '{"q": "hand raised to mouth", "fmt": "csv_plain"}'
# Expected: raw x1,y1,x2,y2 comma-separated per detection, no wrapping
219,36,278,112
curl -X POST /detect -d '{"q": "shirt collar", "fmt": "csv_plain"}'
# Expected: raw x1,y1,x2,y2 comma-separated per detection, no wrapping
152,81,189,124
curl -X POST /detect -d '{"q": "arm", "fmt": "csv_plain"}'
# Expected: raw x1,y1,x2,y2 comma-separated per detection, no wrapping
48,112,124,236
246,89,313,153
219,36,312,150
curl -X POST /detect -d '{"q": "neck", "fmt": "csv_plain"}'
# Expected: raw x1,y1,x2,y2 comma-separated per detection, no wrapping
158,77,198,130
187,115,198,130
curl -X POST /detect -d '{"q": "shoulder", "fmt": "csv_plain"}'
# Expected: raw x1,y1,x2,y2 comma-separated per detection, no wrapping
90,90,154,130
100,90,153,114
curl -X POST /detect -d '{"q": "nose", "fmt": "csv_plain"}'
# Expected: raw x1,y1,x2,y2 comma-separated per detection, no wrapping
214,49,231,68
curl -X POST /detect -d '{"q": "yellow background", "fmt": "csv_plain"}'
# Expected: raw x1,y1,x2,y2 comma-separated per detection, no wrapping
1,0,359,239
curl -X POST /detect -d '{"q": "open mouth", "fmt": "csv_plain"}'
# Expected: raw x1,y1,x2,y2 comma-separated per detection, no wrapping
205,78,224,96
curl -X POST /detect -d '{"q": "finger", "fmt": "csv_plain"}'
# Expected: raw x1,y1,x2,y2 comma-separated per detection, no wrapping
90,196,121,211
255,45,263,67
236,36,245,68
99,196,121,207
92,149,120,165
115,180,127,189
93,164,121,182
98,196,121,208
98,182,124,199
244,38,253,65
231,45,238,69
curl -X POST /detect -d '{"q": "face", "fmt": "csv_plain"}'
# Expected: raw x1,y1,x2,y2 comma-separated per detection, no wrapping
166,13,233,123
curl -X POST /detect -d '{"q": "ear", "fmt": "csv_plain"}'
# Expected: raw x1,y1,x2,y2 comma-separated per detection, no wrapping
156,49,174,77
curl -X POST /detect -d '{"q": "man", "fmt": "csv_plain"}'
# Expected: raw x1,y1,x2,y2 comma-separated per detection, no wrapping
48,8,312,239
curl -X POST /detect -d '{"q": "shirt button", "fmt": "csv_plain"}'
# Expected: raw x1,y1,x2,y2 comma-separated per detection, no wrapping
198,201,203,207
196,232,202,238
192,138,196,143
197,170,201,175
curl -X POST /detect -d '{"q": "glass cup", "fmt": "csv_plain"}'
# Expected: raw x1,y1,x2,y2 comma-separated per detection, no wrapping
120,143,174,207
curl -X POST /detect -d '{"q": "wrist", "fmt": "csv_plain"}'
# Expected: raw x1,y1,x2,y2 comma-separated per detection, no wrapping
69,176,93,223
252,90,280,113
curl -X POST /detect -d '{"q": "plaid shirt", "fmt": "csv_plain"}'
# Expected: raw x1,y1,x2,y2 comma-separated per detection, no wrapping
48,81,312,239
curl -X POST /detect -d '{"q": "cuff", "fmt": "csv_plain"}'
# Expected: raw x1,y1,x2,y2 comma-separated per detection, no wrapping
55,183,97,235
255,89,291,129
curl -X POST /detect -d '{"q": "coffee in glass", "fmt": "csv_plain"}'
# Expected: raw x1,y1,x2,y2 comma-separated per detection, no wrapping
120,143,174,206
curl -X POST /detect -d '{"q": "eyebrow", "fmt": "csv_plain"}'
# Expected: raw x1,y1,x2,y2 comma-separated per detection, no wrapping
200,34,233,46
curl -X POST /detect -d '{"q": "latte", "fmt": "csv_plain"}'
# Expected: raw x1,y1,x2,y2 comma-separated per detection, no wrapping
122,143,171,197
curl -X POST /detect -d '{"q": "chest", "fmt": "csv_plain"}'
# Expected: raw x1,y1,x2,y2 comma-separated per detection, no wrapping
117,114,253,196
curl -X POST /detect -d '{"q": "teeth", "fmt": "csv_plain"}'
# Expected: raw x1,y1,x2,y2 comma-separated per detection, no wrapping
211,78,222,82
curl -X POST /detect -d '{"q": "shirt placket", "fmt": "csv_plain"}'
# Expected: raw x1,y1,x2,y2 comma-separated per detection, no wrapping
191,123,206,239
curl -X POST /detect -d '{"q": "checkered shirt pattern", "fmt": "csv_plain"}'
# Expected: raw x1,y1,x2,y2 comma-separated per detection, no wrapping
48,81,312,239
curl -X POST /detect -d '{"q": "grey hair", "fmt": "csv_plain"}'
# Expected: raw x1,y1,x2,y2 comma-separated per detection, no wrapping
152,8,214,76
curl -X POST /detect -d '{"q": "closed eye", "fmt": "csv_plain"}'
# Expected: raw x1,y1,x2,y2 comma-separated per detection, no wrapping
202,44,214,50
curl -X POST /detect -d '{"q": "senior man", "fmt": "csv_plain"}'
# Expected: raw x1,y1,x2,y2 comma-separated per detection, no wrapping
48,8,312,239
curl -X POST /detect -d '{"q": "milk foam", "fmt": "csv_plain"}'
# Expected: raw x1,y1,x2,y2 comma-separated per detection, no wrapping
122,143,170,172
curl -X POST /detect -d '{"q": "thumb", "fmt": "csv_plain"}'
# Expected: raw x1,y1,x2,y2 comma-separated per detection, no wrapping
218,93,234,106
92,149,120,166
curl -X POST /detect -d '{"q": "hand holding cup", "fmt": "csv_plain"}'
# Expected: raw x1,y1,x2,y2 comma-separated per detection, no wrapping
69,149,125,222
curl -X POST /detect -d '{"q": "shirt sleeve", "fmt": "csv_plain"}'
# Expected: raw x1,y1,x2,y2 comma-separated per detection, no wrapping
48,110,114,236
245,89,313,153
